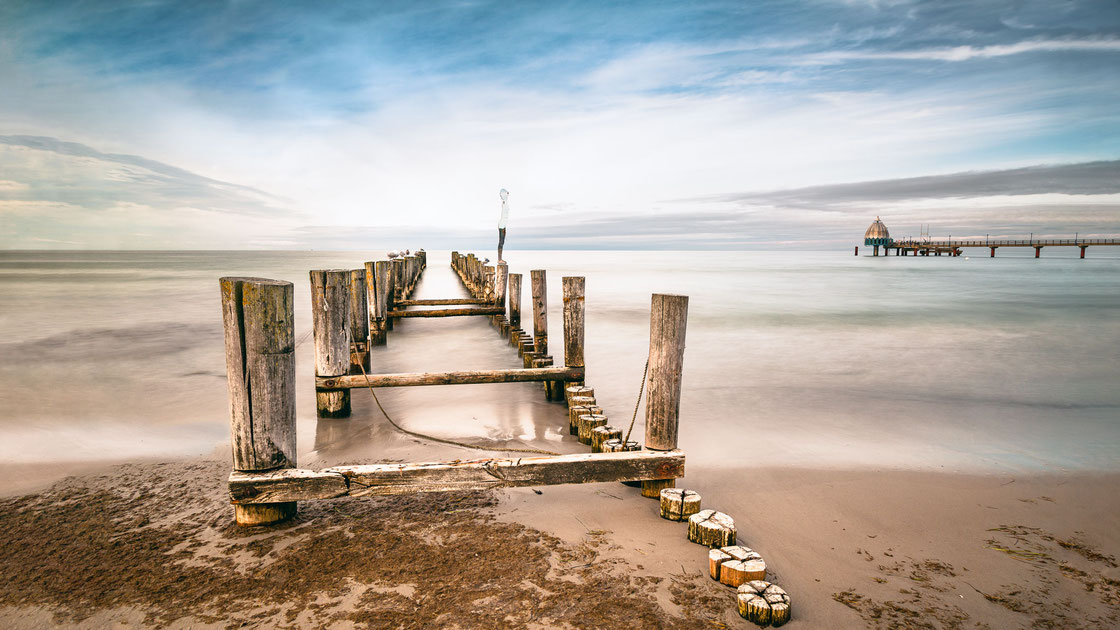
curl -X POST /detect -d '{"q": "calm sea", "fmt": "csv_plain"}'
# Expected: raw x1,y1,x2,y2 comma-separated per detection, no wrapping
1,249,1117,473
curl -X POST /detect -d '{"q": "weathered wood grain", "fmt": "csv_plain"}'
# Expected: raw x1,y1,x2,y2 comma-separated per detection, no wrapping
220,277,297,472
228,449,685,503
389,306,504,318
645,293,689,451
562,276,585,370
508,273,522,328
530,269,547,355
396,298,488,306
220,276,297,525
317,366,585,389
310,269,352,417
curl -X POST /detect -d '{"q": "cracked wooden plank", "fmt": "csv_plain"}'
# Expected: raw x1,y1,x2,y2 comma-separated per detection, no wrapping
229,450,685,503
316,366,584,389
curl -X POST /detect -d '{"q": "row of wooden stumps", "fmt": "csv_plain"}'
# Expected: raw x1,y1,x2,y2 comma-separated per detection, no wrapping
450,252,685,498
450,252,790,626
311,250,427,419
660,489,793,626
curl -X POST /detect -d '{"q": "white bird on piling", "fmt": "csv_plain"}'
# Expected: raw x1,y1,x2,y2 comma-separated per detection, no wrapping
387,251,399,258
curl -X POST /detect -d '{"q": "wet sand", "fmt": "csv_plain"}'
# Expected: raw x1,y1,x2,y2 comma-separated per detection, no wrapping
1,457,1117,628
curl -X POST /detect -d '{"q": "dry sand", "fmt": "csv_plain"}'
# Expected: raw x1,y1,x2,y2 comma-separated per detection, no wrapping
0,456,1117,629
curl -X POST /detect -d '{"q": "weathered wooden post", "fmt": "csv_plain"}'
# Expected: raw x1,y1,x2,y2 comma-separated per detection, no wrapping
220,277,297,526
482,265,495,304
392,258,405,301
508,272,522,345
311,269,352,418
642,293,688,498
561,276,585,402
349,268,369,372
531,270,548,355
494,262,508,332
370,260,390,341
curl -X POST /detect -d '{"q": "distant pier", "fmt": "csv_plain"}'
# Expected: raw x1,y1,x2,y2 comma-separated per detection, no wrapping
858,217,1120,258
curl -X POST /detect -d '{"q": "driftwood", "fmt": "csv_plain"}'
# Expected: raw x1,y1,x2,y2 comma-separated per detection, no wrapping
317,366,584,390
688,510,736,548
737,581,790,627
659,488,701,521
229,450,686,503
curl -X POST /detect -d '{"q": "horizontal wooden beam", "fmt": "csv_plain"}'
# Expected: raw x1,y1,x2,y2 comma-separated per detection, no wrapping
229,450,685,503
390,306,503,318
317,366,584,389
396,298,489,306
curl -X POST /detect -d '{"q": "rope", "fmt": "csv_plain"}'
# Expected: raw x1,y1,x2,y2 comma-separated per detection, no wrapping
356,361,560,456
623,358,649,444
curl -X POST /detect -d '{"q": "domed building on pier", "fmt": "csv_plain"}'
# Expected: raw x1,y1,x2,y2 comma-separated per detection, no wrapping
864,217,891,247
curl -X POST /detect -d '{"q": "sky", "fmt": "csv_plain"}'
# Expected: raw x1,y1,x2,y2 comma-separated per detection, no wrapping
1,0,1118,249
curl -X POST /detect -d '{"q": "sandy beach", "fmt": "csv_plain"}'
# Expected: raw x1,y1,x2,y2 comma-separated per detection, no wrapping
1,456,1117,628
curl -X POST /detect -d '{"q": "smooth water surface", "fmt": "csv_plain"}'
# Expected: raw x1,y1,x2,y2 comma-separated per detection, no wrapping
1,249,1117,473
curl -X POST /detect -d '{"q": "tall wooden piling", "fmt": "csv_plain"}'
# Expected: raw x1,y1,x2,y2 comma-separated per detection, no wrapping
349,268,369,372
371,260,390,343
311,270,352,418
219,277,297,526
642,293,689,498
531,270,548,355
495,262,508,308
508,273,522,342
392,258,405,301
562,276,585,401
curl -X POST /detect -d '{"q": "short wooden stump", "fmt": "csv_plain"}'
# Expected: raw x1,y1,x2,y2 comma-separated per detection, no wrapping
687,509,736,548
577,413,607,444
709,546,766,587
565,384,593,405
590,425,622,452
737,581,790,627
602,439,641,452
659,488,701,521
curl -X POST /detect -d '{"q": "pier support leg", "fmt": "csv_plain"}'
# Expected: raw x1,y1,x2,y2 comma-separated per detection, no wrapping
531,270,548,356
854,246,858,256
349,268,370,372
562,277,585,403
220,277,297,526
1080,246,1087,259
642,293,689,499
1035,246,1042,258
508,273,522,344
372,261,390,344
311,269,352,418
990,247,996,258
873,245,879,256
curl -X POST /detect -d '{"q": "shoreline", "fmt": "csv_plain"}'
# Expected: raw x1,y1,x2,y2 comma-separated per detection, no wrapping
1,456,1116,628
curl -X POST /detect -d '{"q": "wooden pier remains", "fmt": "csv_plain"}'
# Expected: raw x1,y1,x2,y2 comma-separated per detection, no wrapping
221,249,688,525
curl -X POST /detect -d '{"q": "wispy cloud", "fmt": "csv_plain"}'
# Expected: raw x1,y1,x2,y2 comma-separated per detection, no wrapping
808,37,1120,63
1,1,1118,248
